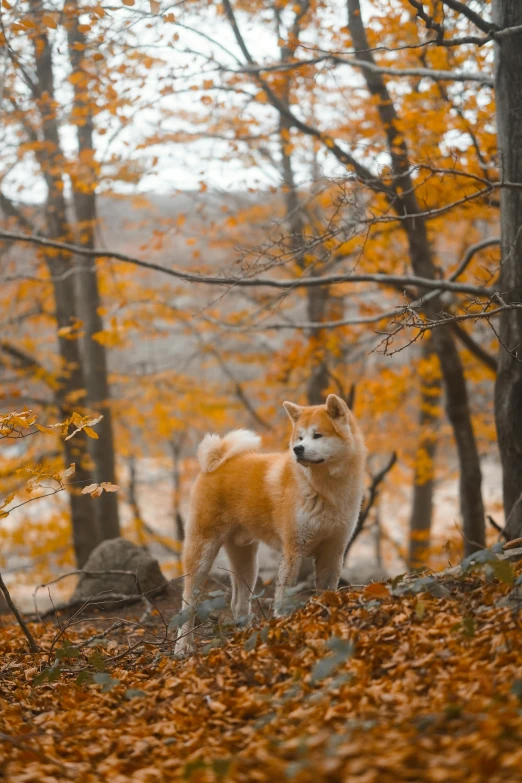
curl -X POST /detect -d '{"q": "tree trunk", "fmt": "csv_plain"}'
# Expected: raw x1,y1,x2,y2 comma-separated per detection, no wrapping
408,342,441,570
128,456,146,545
29,1,99,566
492,0,522,540
348,0,485,555
66,9,120,540
170,439,185,542
278,117,330,405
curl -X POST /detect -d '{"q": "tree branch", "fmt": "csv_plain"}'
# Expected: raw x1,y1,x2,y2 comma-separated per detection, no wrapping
440,0,496,35
233,55,493,86
0,229,498,297
0,191,37,234
345,452,398,557
408,0,521,46
450,322,498,373
221,0,394,197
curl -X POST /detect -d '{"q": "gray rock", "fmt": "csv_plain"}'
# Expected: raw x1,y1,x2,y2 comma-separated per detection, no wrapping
72,538,166,603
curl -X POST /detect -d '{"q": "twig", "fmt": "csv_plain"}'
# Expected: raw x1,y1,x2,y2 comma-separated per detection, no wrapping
217,566,267,620
32,569,140,618
488,515,507,540
345,452,398,557
0,571,40,653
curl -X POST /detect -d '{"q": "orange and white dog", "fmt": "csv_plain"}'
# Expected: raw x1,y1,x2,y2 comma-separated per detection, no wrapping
177,394,366,652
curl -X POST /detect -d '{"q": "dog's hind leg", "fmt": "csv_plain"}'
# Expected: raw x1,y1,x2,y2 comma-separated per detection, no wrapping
176,533,221,654
224,539,259,621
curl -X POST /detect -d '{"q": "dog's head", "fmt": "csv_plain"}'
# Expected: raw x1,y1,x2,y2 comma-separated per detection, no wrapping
283,394,358,467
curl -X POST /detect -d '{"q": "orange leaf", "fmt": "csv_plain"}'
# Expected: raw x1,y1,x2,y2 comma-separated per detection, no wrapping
81,483,99,494
100,482,119,492
363,583,391,600
42,13,58,28
62,464,76,479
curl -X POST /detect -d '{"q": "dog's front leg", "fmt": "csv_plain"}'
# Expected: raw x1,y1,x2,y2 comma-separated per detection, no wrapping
274,546,304,617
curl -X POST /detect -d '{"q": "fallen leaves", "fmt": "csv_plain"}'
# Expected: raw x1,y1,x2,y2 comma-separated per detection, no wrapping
363,582,391,600
0,557,521,781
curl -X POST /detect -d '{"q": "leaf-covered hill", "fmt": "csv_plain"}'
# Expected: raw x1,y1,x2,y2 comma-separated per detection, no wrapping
1,552,522,782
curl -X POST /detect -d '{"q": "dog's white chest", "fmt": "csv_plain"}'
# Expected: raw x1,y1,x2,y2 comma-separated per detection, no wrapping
296,494,343,545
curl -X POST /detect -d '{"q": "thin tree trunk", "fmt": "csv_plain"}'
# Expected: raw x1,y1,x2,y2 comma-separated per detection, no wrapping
276,8,330,406
408,342,441,570
29,1,99,566
170,440,185,543
66,8,120,540
348,0,485,554
278,118,330,404
128,456,146,546
492,0,522,540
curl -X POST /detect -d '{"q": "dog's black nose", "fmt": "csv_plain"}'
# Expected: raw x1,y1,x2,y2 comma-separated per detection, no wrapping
293,444,305,457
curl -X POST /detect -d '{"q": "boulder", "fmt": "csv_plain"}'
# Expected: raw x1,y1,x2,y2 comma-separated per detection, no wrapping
72,538,166,604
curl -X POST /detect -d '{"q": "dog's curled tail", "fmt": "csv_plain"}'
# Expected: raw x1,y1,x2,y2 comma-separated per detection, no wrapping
197,429,262,473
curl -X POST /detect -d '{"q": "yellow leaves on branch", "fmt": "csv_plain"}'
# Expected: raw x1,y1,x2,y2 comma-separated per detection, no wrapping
0,410,36,438
81,482,120,498
0,494,15,519
36,412,103,441
57,318,84,340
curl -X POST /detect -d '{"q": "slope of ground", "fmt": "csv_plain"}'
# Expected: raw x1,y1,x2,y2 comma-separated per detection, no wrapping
0,548,521,782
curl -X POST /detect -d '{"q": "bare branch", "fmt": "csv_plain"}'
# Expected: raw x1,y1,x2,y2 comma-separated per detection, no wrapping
233,55,493,86
221,0,393,195
440,0,496,35
345,452,398,557
408,0,522,46
0,229,499,297
451,322,498,373
449,236,500,281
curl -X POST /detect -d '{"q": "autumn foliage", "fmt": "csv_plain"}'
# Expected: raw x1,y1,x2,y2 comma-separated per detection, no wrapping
1,550,522,781
1,0,522,778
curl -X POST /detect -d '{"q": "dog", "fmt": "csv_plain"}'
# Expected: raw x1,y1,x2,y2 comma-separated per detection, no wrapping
176,394,366,653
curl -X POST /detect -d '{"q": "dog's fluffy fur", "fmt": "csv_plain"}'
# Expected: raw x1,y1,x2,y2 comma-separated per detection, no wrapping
177,394,366,652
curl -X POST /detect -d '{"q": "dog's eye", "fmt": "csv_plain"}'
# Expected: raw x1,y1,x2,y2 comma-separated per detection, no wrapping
313,433,323,440
298,436,303,441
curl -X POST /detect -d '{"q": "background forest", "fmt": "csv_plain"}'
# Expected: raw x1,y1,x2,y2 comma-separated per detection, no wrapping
0,0,521,605
2,2,522,782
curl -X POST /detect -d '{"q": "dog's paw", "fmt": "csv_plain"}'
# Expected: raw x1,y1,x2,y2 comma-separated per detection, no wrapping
175,634,196,658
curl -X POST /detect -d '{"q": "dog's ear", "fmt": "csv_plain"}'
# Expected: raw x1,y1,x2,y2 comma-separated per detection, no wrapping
283,401,304,423
326,394,348,421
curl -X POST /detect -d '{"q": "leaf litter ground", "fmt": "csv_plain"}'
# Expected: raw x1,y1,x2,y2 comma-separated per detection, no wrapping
1,552,522,783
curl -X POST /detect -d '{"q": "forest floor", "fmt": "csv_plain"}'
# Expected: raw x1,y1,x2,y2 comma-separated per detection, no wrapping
0,546,522,783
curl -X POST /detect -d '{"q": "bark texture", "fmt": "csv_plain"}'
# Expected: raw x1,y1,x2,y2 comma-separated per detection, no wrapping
408,342,441,570
348,0,485,554
493,0,522,540
29,0,99,565
66,7,120,540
